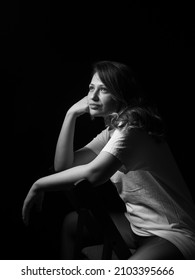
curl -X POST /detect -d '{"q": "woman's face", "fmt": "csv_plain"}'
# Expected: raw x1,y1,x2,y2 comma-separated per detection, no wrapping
87,73,118,117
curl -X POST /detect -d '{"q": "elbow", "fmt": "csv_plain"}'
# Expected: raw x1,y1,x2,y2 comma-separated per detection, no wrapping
53,164,67,173
54,157,61,172
54,166,62,173
53,161,63,172
54,160,72,173
85,169,108,187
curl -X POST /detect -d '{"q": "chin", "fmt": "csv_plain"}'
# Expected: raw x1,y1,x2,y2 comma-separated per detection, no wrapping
89,109,104,118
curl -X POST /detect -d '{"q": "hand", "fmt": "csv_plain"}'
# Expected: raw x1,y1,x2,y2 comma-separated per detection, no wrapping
22,184,44,226
68,96,89,117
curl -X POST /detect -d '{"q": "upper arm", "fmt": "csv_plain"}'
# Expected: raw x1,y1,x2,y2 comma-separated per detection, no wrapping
73,128,110,167
85,151,122,186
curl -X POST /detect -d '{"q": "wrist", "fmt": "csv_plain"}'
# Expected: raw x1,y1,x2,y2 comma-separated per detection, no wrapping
66,109,79,119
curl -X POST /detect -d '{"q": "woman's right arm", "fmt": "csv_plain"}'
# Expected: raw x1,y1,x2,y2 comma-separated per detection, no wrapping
54,96,95,172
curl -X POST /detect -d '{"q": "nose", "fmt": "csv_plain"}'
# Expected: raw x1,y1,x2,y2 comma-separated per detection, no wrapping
90,88,99,101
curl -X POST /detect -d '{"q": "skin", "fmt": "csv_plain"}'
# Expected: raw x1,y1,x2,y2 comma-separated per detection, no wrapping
53,73,119,172
88,73,118,117
22,73,120,225
22,72,185,260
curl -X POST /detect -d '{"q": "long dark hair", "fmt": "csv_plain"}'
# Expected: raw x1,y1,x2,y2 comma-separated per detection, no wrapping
92,60,165,142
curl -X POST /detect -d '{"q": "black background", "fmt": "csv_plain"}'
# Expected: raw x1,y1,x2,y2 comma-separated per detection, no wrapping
3,2,195,259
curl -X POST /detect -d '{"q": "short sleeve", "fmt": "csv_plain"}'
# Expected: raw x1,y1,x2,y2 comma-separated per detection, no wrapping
84,127,110,155
102,128,142,173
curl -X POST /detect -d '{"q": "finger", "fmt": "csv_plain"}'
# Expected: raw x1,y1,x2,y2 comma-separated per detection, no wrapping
22,207,28,226
22,210,29,226
35,198,43,212
85,97,90,113
35,193,44,212
22,201,31,226
35,202,42,212
85,106,90,113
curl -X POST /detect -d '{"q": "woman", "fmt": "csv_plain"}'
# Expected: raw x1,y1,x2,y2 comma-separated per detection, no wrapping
22,61,195,259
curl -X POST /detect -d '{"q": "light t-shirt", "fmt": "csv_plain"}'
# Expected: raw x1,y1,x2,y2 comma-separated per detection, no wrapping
85,127,195,259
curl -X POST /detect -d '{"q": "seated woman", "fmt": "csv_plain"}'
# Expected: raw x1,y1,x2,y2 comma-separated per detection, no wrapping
22,60,195,260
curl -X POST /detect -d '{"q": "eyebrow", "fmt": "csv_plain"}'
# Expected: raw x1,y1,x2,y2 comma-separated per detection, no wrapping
89,83,107,87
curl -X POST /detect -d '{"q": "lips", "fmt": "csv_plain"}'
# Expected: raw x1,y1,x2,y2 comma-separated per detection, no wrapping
89,104,101,109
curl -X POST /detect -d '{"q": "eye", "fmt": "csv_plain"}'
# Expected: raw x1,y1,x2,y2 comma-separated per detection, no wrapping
100,87,108,93
89,85,94,91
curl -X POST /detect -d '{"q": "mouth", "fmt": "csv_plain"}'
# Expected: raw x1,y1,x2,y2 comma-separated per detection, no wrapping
89,104,101,110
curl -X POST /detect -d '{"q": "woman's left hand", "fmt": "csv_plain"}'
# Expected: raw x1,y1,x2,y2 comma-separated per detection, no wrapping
22,184,44,226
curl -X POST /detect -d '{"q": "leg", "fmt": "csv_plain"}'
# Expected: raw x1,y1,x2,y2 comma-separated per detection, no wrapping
110,213,139,249
61,211,79,259
129,235,185,260
60,211,103,259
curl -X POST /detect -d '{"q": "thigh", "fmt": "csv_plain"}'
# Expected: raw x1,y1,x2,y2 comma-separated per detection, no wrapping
129,235,185,260
110,213,139,249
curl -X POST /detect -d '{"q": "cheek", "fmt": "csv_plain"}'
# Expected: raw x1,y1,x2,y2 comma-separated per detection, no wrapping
103,98,118,112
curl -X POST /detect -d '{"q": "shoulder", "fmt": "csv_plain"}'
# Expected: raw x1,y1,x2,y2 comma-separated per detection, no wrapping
110,127,145,143
108,127,163,155
84,127,111,155
102,127,144,156
104,127,167,173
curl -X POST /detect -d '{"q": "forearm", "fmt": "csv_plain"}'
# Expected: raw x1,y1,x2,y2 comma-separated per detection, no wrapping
36,151,122,194
23,151,121,226
54,111,77,171
23,164,91,225
34,164,89,192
